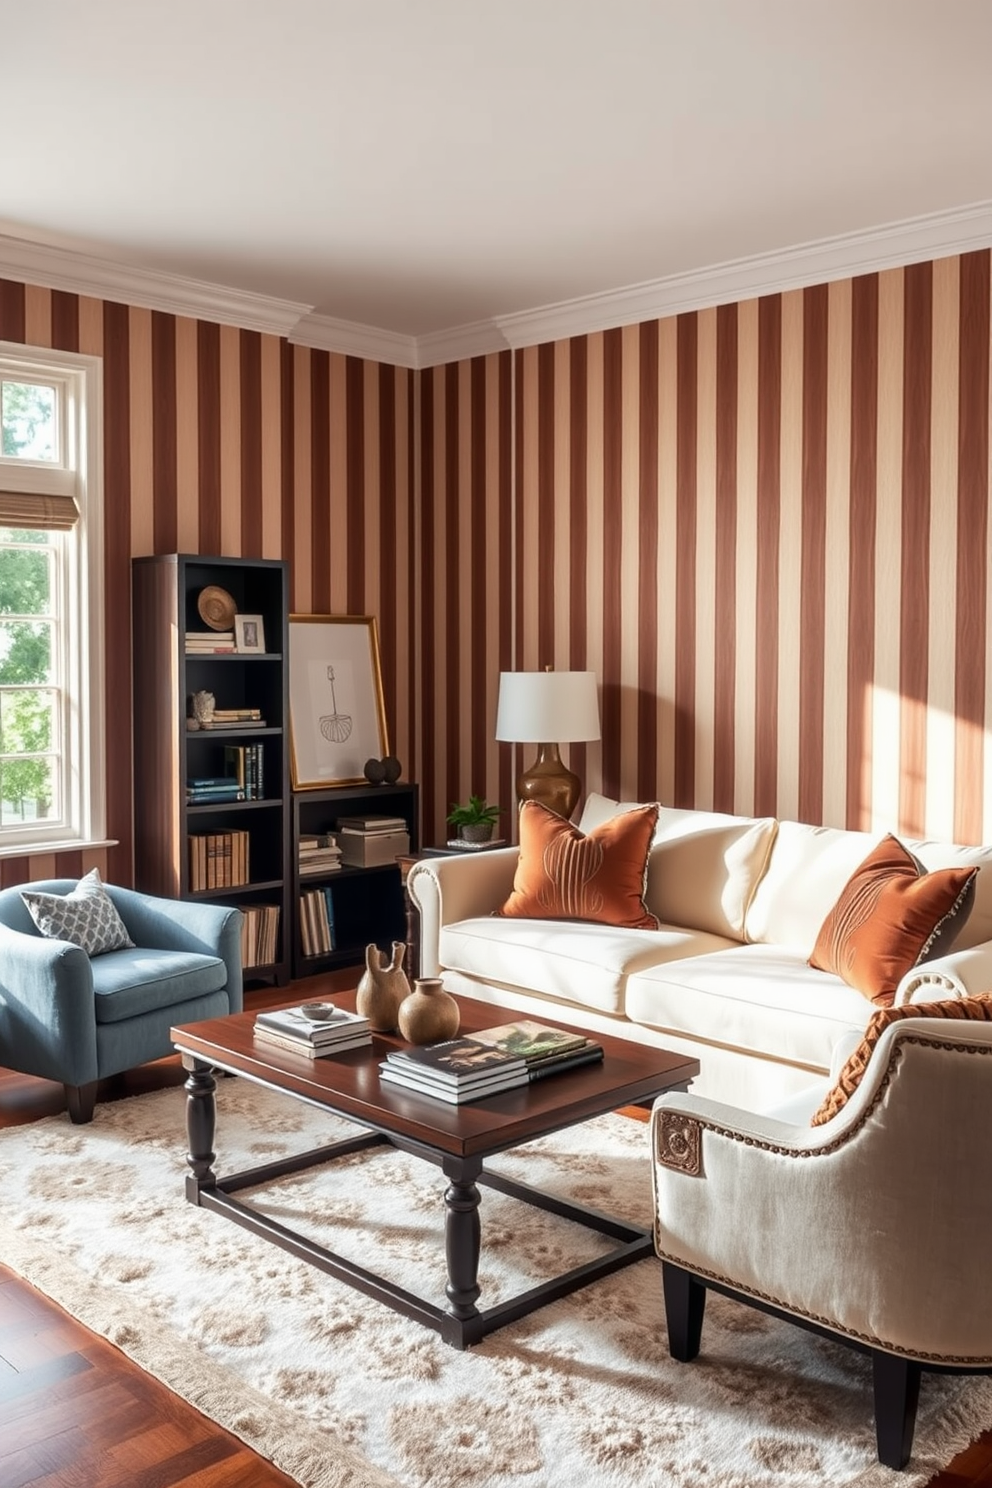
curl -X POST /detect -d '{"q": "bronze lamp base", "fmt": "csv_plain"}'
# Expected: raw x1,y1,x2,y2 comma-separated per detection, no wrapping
516,743,581,819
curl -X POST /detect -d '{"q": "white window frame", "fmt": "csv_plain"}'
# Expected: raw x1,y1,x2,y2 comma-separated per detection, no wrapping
0,341,107,854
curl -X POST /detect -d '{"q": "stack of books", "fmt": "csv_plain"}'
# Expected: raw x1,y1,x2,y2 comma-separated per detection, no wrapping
224,742,265,799
200,708,267,731
379,1020,603,1104
253,1004,371,1058
186,629,235,654
299,886,336,956
187,775,246,805
298,832,342,876
336,814,410,867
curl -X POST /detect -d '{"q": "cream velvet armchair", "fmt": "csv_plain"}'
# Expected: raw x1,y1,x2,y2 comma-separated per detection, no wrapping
651,1015,992,1470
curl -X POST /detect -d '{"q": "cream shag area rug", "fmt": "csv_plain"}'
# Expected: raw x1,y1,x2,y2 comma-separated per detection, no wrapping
1,1081,989,1488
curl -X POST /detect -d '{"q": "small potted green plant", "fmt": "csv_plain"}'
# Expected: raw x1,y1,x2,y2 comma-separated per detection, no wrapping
447,794,502,844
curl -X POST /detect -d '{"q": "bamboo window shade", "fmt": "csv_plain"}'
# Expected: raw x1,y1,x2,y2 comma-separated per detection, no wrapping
0,492,79,530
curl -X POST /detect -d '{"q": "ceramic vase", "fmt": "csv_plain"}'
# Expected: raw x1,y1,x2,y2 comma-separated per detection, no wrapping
398,978,461,1045
355,941,410,1032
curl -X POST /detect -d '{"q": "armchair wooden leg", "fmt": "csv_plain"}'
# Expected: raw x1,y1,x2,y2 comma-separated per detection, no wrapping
662,1261,706,1362
872,1350,921,1470
64,1081,98,1125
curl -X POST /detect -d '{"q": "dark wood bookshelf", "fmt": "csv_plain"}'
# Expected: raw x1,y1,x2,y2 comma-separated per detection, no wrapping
131,554,291,985
292,780,419,978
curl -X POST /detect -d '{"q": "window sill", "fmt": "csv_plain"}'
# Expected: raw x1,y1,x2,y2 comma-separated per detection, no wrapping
0,838,119,859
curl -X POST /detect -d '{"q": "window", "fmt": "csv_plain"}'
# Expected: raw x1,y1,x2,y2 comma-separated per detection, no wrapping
0,344,105,852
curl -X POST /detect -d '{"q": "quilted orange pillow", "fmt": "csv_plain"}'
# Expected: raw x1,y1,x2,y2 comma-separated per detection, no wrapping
497,800,660,929
808,834,977,1006
810,993,992,1126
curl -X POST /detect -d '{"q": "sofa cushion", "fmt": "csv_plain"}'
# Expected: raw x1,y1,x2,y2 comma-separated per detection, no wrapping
20,869,134,956
746,819,992,959
497,800,659,929
578,794,777,941
90,948,227,1023
810,993,992,1126
440,916,736,1016
625,942,872,1073
809,834,978,1005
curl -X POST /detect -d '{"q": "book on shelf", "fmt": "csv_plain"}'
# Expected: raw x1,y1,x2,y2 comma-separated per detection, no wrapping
336,815,408,833
197,719,267,730
188,829,249,890
223,742,265,800
239,902,280,968
254,1005,370,1041
254,1028,372,1058
378,1065,527,1102
186,630,234,642
298,887,336,955
213,708,261,720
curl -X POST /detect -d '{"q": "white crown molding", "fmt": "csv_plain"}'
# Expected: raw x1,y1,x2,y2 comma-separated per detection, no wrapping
289,312,419,369
414,318,510,369
0,232,311,337
492,200,992,351
2,201,992,366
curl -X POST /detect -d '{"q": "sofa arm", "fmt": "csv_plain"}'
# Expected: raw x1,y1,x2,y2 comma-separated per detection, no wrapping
407,849,519,976
895,939,992,1005
0,922,99,1084
106,887,244,1013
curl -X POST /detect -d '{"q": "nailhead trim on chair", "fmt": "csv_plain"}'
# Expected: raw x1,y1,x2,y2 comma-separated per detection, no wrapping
653,1033,992,1365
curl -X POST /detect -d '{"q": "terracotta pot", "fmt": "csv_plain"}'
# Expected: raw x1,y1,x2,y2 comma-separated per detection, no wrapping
355,941,409,1032
398,978,461,1044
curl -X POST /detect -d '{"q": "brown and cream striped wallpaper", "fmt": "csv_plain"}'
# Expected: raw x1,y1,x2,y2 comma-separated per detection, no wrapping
421,250,992,850
0,278,416,888
2,244,992,894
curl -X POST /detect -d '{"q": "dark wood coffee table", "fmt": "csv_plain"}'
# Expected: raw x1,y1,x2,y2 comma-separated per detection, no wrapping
171,991,699,1348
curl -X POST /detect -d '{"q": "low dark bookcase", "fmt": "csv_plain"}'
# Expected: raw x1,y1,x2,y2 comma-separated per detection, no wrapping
131,554,291,985
292,782,419,979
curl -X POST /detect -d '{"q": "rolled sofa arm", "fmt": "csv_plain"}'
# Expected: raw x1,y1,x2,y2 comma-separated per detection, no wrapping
0,922,99,1084
895,939,992,1005
407,849,519,976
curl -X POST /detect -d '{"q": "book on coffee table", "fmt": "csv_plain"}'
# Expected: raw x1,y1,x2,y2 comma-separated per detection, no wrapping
467,1019,593,1060
256,1028,373,1059
378,1062,528,1102
254,1005,371,1047
384,1037,527,1082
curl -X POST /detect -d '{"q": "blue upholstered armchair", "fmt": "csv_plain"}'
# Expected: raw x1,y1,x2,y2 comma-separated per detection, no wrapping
0,879,242,1123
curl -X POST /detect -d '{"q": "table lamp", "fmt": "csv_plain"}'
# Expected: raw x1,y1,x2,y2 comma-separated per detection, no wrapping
495,669,601,819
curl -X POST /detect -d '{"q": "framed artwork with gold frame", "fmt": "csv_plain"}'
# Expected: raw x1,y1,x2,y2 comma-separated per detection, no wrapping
288,614,389,788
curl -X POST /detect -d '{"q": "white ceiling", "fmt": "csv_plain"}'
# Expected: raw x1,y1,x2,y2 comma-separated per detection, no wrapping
3,0,992,364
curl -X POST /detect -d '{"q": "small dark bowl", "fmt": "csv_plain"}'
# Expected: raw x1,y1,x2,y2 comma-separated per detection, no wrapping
299,1002,336,1020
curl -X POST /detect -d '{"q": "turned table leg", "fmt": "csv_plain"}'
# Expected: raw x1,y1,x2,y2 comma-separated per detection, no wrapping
443,1156,483,1329
182,1055,217,1203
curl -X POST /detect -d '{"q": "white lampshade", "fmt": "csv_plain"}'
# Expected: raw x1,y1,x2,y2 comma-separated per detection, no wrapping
495,671,601,744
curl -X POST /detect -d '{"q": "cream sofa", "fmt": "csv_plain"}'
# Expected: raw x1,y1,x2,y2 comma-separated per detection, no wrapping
407,794,992,1109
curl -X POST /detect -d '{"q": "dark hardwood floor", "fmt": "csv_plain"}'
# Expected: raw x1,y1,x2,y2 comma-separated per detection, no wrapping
0,972,989,1487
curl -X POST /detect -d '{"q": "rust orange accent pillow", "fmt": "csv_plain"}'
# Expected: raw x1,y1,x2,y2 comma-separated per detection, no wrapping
808,834,977,1006
497,800,660,929
810,993,992,1126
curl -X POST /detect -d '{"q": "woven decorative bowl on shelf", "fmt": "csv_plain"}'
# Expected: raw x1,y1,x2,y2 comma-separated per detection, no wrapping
197,585,237,631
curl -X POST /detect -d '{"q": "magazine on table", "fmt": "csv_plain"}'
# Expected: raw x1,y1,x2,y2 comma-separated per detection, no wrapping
468,1019,593,1060
255,1028,372,1058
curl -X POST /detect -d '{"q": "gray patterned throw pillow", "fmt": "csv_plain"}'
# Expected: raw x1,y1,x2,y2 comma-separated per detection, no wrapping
21,869,135,956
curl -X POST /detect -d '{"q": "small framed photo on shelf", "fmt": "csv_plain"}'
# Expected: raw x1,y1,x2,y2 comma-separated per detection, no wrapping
235,615,266,653
288,614,389,788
